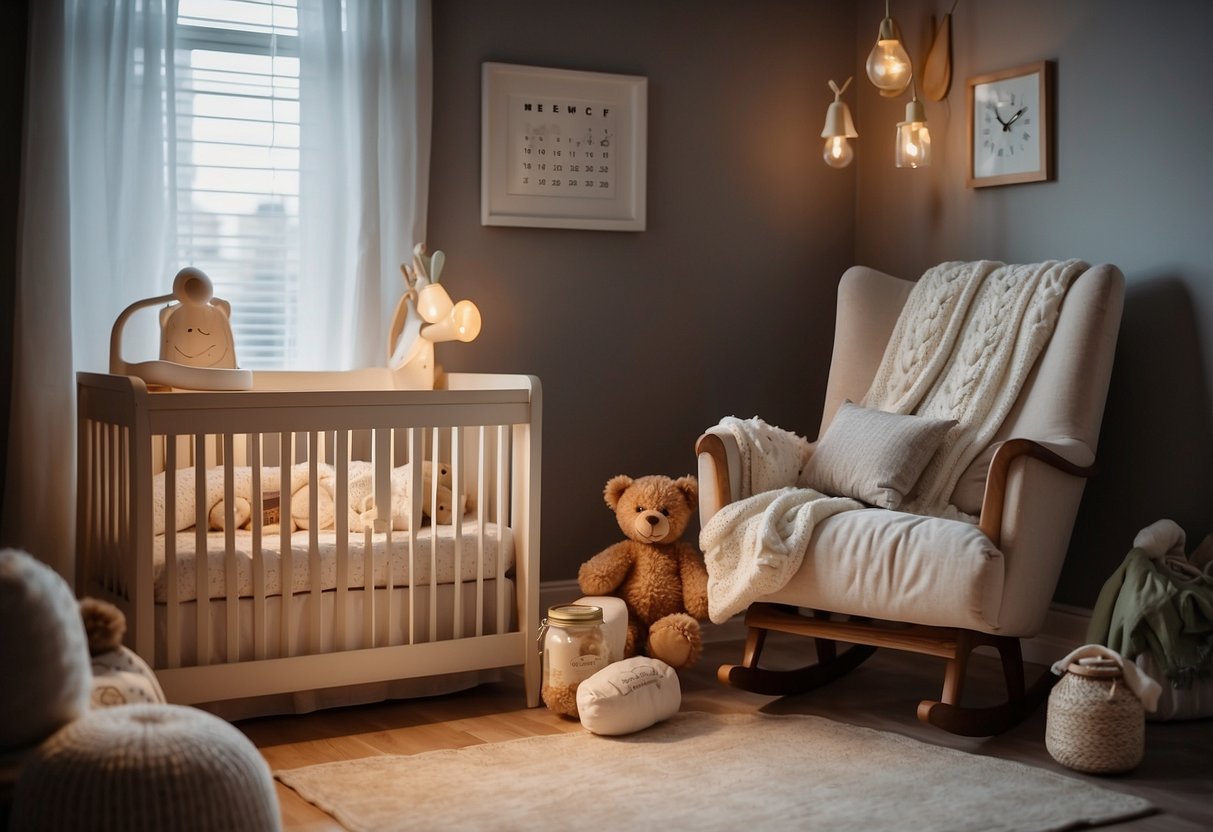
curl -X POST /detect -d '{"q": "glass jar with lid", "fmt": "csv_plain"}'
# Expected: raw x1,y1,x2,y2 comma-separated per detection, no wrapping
540,604,609,717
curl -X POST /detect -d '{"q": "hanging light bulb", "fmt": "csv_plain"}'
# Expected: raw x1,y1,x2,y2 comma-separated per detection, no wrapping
820,77,858,169
895,95,931,168
865,0,912,96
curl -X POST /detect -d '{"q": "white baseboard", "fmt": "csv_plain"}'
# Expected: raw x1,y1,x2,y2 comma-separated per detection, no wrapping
539,580,1090,662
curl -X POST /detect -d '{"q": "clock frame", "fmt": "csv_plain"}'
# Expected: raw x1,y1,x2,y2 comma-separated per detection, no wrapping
966,61,1054,188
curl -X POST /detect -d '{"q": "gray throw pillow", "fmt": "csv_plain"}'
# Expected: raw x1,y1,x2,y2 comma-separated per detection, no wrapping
801,401,956,509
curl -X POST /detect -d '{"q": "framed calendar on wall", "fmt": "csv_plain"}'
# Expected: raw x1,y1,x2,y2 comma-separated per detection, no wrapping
481,63,647,231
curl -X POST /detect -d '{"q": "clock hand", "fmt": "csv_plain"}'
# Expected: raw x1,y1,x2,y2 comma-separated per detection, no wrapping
991,105,1009,128
1002,107,1026,131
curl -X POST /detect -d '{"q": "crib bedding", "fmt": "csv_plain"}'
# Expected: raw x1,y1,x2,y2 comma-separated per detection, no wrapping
154,578,515,669
153,520,513,603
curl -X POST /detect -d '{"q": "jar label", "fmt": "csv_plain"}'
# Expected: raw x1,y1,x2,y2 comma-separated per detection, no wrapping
549,652,608,687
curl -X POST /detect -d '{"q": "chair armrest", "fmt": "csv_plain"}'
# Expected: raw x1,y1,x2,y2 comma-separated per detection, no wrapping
978,438,1096,548
696,430,739,526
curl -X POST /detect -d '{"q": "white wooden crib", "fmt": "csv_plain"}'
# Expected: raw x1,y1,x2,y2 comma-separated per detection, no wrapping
75,369,540,711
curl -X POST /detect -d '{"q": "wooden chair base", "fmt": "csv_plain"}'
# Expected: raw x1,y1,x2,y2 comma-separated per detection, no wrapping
717,603,1056,737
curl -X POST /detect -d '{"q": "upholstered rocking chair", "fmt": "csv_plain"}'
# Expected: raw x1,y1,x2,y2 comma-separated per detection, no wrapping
696,262,1124,736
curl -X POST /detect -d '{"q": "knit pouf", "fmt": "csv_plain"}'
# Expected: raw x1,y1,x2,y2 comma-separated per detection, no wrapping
10,704,280,831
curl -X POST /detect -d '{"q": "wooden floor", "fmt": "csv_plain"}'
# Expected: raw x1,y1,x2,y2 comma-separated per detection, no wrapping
240,634,1213,831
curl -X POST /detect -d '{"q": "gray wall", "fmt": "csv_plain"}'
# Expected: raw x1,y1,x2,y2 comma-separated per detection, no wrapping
430,0,1212,607
429,0,856,582
852,0,1213,606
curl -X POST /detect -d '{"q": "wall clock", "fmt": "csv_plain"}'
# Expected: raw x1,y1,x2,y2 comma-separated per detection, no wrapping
481,63,647,231
966,61,1054,188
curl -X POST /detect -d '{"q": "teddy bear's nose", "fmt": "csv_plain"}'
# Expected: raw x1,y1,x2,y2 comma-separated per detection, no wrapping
646,515,659,527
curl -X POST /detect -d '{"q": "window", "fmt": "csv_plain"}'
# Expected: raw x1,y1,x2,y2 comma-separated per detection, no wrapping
174,0,300,368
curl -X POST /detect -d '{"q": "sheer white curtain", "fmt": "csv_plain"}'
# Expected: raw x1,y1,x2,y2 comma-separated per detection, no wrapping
296,0,432,370
5,0,174,580
5,0,432,580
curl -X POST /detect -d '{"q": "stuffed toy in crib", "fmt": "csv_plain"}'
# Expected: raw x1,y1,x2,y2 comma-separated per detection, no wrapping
577,474,708,671
158,459,464,535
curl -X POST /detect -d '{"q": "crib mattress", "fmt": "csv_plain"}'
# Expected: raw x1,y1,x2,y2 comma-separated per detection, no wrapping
153,520,513,603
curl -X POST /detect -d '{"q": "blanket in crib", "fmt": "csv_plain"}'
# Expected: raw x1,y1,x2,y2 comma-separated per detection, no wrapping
153,461,453,536
701,259,1088,623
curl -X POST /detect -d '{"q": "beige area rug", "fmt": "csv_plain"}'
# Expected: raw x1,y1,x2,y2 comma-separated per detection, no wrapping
275,711,1153,832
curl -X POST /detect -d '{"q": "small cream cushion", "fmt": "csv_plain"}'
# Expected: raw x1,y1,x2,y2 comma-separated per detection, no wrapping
801,401,955,509
577,657,681,736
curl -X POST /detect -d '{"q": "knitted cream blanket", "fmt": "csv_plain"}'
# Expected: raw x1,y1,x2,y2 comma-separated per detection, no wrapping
701,260,1088,623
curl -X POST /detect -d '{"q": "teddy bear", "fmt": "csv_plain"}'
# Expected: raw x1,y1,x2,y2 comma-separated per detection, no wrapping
577,474,709,670
388,460,465,530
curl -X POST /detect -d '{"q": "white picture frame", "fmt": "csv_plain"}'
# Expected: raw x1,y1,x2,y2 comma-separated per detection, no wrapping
481,62,647,231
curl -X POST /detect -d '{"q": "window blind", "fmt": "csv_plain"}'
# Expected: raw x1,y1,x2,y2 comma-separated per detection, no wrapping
174,0,300,368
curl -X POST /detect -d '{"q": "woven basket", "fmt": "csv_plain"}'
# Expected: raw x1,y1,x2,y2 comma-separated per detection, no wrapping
1045,657,1144,774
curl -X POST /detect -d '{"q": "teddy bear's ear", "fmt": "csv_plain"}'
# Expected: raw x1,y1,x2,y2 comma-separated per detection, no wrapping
603,475,634,510
675,475,698,509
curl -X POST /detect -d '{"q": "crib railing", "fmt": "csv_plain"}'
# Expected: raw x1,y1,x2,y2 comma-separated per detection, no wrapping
76,371,541,706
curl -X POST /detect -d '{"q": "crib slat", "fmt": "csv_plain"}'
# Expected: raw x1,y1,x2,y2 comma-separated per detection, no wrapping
194,434,210,666
428,427,441,643
374,427,392,647
382,428,395,647
334,432,350,651
250,433,266,661
451,425,463,640
497,424,509,636
79,421,94,593
165,437,180,669
223,433,239,663
118,426,131,602
100,425,112,593
308,431,321,655
406,428,423,646
475,427,487,637
359,436,373,650
280,432,292,659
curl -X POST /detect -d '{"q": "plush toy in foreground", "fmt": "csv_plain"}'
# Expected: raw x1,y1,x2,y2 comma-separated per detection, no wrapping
79,597,166,707
578,474,708,670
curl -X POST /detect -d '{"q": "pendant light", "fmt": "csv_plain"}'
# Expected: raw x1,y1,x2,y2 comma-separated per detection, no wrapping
895,89,931,168
820,77,858,169
865,0,912,97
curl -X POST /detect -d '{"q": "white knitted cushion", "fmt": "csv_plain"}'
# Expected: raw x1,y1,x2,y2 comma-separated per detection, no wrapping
576,657,681,736
0,549,92,753
801,401,955,509
10,704,281,831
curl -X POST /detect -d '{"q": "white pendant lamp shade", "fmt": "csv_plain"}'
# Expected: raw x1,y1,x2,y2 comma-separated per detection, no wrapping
821,77,858,169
